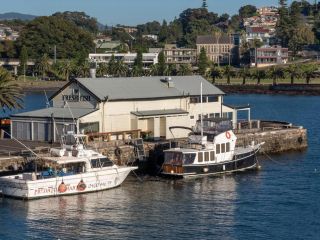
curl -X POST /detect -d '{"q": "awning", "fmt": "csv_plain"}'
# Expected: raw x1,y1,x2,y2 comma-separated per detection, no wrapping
131,109,188,117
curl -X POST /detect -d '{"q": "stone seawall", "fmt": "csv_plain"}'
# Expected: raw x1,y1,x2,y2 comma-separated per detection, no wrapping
236,128,307,153
0,128,308,175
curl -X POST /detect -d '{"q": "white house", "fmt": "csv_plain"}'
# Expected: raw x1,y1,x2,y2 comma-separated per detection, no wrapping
89,53,158,69
11,76,237,142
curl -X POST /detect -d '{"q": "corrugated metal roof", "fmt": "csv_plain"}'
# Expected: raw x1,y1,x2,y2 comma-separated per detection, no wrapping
12,107,98,119
131,109,188,117
76,76,225,101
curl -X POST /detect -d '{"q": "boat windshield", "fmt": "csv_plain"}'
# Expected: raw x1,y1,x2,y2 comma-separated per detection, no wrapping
164,152,196,165
90,157,114,168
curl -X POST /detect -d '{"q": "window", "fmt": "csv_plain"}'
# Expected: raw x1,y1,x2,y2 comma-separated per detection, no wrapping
198,152,203,162
205,152,209,162
183,153,196,164
221,143,226,153
226,142,230,152
208,96,218,102
210,151,215,161
190,97,199,103
216,144,220,154
190,116,194,119
91,158,113,168
202,96,207,103
90,159,100,168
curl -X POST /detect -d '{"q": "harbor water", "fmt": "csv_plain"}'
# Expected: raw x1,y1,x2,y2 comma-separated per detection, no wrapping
0,94,319,239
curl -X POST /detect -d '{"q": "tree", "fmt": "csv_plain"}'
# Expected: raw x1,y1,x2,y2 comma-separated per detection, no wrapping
287,64,301,84
198,47,208,76
107,55,117,76
96,63,108,77
239,67,251,85
0,67,23,111
288,25,315,55
52,11,99,34
223,65,235,84
239,5,257,18
16,16,94,60
276,0,291,47
268,66,285,85
158,51,166,76
302,64,317,84
158,20,169,43
210,66,223,83
133,50,143,76
149,64,159,76
202,0,208,9
177,64,192,76
36,54,51,78
251,69,266,84
19,45,28,78
55,60,73,81
114,60,128,77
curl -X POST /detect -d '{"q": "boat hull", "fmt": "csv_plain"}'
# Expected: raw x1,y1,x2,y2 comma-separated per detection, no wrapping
162,151,258,178
0,166,137,200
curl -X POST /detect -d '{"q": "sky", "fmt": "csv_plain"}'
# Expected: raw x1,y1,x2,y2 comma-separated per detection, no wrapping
1,0,288,25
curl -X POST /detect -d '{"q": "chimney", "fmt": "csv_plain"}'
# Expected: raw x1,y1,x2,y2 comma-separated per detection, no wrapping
165,76,174,88
89,68,96,78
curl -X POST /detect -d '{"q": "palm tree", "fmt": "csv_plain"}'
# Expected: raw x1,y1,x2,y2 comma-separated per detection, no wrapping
79,61,91,78
130,65,142,77
96,63,108,77
56,60,73,81
149,64,159,76
0,67,23,111
36,54,51,79
114,60,128,77
268,66,285,85
210,66,222,84
251,69,266,84
223,65,235,84
302,64,317,84
287,64,301,84
239,67,250,85
177,64,192,76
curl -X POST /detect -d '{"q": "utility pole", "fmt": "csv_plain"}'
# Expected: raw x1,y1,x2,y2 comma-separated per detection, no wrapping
54,45,57,64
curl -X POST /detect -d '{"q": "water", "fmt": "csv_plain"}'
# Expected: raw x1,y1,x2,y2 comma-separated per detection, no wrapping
0,94,319,239
0,92,48,118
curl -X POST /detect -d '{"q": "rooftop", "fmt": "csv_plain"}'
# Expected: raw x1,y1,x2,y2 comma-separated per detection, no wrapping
12,107,98,119
71,76,225,101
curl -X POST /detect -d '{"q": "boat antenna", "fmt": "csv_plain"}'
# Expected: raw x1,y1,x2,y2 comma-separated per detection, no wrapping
43,90,50,108
2,130,40,159
200,81,204,143
65,100,77,133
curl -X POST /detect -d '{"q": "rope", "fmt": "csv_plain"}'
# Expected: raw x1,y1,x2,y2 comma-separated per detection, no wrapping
262,152,287,165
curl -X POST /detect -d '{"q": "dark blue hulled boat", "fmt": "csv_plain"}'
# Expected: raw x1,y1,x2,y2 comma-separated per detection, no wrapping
161,118,264,178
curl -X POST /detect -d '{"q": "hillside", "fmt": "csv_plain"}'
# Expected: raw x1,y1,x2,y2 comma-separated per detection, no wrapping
0,12,37,21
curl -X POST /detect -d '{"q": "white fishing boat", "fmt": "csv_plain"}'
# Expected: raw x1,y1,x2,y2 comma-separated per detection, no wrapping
0,132,137,199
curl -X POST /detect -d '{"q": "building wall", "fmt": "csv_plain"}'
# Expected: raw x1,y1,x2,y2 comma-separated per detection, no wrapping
52,82,98,109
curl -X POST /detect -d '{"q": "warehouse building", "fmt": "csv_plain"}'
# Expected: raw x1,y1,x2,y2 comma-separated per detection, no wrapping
11,76,237,142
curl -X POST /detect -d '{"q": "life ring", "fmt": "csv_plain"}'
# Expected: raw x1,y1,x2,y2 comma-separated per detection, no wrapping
114,147,122,157
226,131,231,139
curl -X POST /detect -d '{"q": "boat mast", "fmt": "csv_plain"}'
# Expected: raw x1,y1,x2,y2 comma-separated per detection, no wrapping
200,81,203,142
